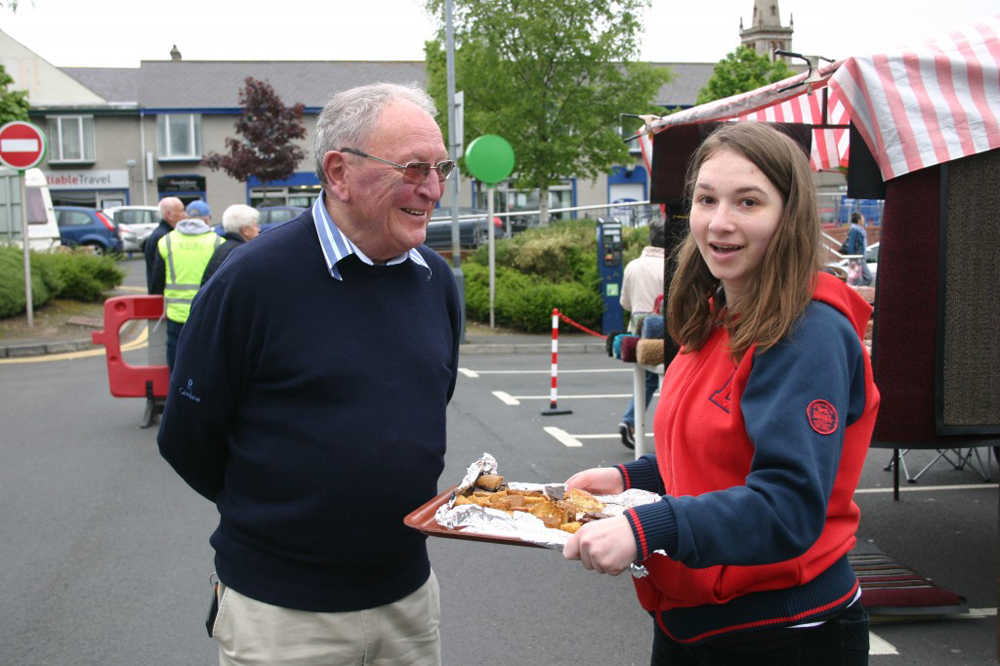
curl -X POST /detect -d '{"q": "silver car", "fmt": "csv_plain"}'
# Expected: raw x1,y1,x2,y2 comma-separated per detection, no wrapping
103,205,161,252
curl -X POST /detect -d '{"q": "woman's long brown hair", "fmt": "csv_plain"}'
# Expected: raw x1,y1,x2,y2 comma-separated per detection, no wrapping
666,123,822,361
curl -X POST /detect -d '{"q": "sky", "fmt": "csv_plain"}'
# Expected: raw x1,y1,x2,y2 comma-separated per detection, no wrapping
2,0,998,69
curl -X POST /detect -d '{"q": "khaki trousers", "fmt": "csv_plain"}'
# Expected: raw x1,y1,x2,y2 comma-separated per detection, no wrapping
213,571,441,666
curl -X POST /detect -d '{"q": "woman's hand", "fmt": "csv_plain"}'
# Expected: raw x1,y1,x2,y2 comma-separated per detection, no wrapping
564,467,625,495
563,515,638,576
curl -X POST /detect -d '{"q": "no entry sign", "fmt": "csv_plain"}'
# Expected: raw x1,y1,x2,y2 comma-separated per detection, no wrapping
0,121,47,170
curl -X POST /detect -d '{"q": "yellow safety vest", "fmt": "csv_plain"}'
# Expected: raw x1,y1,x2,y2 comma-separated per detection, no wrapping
158,230,223,323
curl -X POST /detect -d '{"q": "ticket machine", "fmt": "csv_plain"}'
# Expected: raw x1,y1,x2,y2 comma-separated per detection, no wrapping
596,220,624,333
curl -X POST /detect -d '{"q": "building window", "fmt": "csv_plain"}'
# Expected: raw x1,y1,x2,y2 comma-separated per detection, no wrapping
157,114,202,160
46,116,96,163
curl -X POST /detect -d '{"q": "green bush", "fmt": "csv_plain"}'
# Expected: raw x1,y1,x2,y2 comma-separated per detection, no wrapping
0,246,124,318
0,247,56,317
460,218,656,332
37,251,124,302
464,248,602,332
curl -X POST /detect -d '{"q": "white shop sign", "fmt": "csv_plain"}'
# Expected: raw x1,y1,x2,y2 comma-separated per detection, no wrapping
45,169,129,190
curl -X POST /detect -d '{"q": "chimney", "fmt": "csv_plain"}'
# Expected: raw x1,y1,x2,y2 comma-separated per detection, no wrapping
170,45,182,62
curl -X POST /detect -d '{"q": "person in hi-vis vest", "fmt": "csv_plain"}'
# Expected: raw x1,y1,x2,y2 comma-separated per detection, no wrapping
151,200,224,370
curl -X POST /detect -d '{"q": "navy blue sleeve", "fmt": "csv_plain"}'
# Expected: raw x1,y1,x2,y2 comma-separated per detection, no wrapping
634,303,866,567
617,454,665,494
150,249,166,295
156,273,250,501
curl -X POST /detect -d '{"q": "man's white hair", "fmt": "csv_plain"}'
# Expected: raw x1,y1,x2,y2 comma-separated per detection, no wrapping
222,204,260,234
313,82,437,185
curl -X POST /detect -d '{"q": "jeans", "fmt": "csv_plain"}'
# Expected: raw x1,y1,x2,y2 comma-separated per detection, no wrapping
650,604,869,666
622,370,660,425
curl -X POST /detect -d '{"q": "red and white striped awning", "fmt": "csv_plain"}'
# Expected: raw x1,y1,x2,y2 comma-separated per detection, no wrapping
829,13,1000,181
640,13,1000,182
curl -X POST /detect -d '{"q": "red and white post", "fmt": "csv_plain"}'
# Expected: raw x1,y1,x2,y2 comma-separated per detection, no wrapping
541,308,573,416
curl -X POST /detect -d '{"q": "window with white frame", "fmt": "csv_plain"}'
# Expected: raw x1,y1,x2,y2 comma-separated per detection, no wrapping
157,114,203,160
46,116,96,163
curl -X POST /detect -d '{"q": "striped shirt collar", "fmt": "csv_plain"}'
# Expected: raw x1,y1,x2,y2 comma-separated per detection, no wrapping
311,192,431,281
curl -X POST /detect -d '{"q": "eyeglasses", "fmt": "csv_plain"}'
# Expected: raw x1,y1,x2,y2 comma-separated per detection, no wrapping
339,147,456,183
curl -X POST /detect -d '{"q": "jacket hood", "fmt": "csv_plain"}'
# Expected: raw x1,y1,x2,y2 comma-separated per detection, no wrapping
812,271,873,340
175,218,214,235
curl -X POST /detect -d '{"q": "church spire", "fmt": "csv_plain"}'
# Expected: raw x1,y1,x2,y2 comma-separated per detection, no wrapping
753,0,783,28
741,0,793,60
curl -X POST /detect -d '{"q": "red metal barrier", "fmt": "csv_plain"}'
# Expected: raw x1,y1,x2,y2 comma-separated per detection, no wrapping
91,295,169,399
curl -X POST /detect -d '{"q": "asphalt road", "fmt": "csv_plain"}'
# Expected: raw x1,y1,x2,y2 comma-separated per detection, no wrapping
0,259,996,665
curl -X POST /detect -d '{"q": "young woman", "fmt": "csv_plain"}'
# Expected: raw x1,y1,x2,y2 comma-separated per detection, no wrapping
564,122,879,665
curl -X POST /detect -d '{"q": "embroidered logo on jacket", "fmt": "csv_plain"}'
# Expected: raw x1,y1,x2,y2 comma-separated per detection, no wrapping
709,369,736,413
807,400,838,434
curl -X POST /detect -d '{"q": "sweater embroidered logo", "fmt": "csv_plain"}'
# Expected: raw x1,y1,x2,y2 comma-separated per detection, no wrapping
807,400,838,434
179,378,203,403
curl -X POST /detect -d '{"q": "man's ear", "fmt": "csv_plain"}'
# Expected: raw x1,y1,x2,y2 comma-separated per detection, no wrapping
323,151,350,202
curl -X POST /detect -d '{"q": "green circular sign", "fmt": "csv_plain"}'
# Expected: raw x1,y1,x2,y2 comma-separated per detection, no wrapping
464,135,515,185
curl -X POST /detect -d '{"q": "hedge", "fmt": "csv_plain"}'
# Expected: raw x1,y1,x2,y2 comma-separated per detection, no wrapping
462,219,653,332
0,246,124,318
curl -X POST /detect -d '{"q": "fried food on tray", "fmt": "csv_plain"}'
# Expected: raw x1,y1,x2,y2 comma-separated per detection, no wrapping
566,488,604,512
454,480,608,534
475,474,505,491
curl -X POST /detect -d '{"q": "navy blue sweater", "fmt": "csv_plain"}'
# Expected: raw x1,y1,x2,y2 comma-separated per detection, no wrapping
157,211,461,612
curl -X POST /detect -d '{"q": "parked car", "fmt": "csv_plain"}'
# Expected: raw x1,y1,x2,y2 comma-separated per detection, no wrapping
258,206,306,231
827,241,879,283
54,206,123,254
425,208,503,250
213,205,306,237
102,205,161,252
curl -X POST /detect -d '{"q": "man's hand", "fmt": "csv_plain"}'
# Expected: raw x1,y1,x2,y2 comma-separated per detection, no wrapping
564,467,624,495
563,515,637,576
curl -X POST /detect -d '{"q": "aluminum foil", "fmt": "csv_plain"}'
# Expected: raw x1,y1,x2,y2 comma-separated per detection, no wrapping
435,453,662,576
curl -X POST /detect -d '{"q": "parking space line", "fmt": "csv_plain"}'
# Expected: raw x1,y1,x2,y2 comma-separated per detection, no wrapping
498,393,631,402
544,426,583,447
492,391,520,405
855,483,998,494
869,631,898,655
459,368,630,376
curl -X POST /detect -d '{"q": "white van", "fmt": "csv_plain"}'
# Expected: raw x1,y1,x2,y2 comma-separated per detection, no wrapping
0,167,61,251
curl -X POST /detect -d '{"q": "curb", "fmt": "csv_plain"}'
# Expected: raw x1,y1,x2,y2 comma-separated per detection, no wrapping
2,329,606,358
0,319,145,359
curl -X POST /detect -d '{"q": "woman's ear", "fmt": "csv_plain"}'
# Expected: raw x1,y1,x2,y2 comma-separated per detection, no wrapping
323,151,350,202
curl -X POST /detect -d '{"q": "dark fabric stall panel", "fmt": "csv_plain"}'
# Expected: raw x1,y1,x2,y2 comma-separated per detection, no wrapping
871,165,942,444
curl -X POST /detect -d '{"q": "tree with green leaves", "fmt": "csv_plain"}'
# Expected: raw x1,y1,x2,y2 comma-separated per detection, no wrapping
202,77,306,206
696,46,792,105
0,65,30,126
424,0,670,225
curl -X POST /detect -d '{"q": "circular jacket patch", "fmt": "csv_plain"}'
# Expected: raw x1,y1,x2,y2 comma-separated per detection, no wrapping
807,400,838,435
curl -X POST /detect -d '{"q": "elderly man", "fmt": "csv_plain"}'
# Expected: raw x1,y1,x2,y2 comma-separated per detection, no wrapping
200,204,259,285
151,200,223,371
158,83,460,666
144,196,186,291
